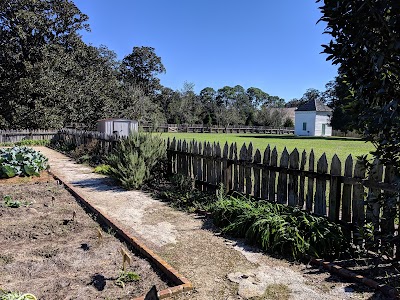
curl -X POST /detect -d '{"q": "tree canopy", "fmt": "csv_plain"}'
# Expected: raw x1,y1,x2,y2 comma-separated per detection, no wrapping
318,0,400,170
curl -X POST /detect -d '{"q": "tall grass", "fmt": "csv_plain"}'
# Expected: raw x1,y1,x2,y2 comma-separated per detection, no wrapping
212,190,350,259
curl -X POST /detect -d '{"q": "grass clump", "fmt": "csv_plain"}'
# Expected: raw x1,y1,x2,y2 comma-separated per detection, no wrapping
262,283,291,300
107,133,166,189
211,191,350,260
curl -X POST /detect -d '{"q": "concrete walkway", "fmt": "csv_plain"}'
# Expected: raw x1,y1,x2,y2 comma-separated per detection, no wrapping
36,147,378,300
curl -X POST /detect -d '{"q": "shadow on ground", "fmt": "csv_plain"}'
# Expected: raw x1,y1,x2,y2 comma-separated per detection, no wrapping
71,177,123,192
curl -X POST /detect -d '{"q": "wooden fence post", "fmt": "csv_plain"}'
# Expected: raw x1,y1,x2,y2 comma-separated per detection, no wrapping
352,159,366,227
232,143,239,192
288,148,300,207
342,155,353,223
261,145,271,200
298,150,307,209
245,143,253,195
223,142,232,192
306,150,315,212
366,158,383,250
314,153,328,216
238,144,247,194
214,142,220,186
253,149,262,198
269,147,278,202
277,148,289,204
329,154,342,222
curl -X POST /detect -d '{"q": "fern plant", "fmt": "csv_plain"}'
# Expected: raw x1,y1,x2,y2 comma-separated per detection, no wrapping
106,132,166,189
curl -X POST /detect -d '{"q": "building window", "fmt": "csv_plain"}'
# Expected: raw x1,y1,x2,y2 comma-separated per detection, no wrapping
302,122,307,131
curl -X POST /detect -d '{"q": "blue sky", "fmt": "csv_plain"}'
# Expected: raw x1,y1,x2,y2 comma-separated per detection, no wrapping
72,0,338,101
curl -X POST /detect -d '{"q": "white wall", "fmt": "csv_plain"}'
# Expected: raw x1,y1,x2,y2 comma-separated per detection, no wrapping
315,112,332,136
294,111,316,136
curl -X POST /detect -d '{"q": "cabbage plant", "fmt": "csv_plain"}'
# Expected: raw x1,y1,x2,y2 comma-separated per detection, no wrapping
0,146,49,178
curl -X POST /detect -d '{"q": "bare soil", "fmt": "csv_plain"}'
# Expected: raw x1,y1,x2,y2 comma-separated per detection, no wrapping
0,180,169,299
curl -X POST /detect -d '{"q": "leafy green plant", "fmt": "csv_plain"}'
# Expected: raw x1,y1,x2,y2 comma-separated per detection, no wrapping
3,195,32,208
0,290,37,300
0,146,49,178
211,192,350,259
93,164,111,175
115,271,140,288
107,132,166,189
159,175,215,212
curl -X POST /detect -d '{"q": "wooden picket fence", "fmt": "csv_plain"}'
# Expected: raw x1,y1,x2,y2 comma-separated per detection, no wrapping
51,129,119,154
47,130,399,258
0,129,58,143
167,138,399,258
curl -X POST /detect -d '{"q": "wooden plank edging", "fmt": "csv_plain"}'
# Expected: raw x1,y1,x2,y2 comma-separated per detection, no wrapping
310,258,399,299
48,170,193,299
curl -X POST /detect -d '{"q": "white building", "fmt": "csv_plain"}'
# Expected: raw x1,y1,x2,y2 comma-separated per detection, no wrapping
97,118,138,137
294,99,333,136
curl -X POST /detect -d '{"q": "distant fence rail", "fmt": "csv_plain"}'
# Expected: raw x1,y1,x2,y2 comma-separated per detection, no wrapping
0,129,58,143
141,124,294,134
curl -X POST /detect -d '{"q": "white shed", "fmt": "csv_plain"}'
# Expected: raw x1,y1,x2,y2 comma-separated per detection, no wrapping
97,118,138,137
294,100,332,136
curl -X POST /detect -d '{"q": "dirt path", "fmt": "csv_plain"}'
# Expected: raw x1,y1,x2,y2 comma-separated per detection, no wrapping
36,147,382,300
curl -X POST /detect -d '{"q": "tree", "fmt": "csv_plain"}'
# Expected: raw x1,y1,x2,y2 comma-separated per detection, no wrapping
199,87,217,125
120,46,166,95
0,0,89,128
318,0,400,171
323,76,355,133
246,87,269,107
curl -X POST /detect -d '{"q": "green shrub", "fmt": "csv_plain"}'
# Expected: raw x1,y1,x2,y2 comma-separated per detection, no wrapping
160,174,215,212
93,164,111,175
0,139,50,147
106,132,166,189
0,146,49,178
211,192,350,259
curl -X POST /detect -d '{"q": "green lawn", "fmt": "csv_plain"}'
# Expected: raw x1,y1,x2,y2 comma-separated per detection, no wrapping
160,133,374,164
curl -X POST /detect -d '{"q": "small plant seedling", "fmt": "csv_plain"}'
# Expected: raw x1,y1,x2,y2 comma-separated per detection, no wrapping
115,270,140,288
120,247,132,271
4,195,21,208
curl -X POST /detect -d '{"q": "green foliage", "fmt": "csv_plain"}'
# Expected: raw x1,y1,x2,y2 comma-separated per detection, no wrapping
212,192,349,259
160,174,215,212
3,195,32,208
0,290,37,300
0,140,50,147
282,117,294,128
318,0,400,172
115,271,140,288
0,146,48,178
93,164,111,175
107,133,166,189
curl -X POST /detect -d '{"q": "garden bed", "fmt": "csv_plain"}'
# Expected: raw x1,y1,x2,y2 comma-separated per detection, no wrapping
0,179,170,299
